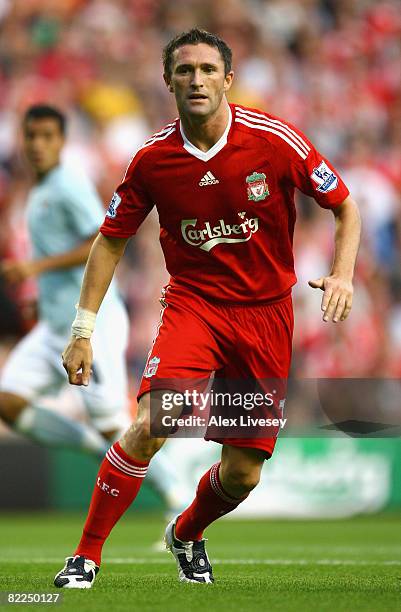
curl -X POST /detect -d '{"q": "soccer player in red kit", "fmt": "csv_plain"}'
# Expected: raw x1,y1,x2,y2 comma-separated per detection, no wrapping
55,29,361,587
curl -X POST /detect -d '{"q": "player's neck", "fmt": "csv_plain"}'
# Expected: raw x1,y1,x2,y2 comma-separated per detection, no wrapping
34,162,60,183
180,101,230,152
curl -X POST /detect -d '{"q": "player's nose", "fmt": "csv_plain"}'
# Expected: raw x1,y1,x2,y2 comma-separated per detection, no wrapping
190,68,204,87
30,138,45,151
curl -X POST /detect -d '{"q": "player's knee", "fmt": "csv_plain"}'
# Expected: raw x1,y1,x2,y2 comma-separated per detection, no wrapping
0,392,27,424
138,438,164,461
119,414,165,461
222,466,261,495
120,435,164,461
134,409,153,440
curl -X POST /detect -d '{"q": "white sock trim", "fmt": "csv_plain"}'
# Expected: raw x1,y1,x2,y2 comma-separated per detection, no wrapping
106,446,148,478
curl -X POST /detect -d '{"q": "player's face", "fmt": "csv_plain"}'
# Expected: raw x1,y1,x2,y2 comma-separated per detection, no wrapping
165,43,233,119
23,118,64,176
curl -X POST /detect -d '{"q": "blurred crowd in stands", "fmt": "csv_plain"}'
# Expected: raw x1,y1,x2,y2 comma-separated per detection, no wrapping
0,0,400,387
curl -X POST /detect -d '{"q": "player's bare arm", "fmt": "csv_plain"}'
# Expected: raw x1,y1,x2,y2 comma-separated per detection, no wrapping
0,235,96,284
309,195,361,323
62,233,129,386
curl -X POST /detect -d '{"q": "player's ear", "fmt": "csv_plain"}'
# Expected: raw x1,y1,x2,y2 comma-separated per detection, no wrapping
163,73,174,93
223,70,234,93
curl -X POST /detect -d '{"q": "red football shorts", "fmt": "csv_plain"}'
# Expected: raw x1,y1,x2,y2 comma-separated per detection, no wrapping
138,284,293,457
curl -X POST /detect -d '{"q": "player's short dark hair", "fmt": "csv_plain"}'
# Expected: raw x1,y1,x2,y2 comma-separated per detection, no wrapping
163,28,232,78
23,104,66,135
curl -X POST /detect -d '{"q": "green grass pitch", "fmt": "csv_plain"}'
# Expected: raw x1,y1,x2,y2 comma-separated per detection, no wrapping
0,513,400,611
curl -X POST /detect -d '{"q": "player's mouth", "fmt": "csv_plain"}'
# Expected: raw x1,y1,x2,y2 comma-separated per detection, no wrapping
188,93,208,101
31,155,45,164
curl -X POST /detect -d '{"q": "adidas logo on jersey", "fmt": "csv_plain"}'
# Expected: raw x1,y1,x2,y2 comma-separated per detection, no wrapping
199,171,219,186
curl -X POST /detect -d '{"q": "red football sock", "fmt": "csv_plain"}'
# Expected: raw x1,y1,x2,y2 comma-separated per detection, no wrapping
74,442,148,566
175,462,248,541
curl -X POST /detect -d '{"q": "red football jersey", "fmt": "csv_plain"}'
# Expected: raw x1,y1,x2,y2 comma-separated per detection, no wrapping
100,104,349,303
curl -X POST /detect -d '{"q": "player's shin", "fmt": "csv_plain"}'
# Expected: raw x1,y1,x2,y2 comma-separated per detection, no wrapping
14,405,109,456
175,462,248,541
74,441,149,566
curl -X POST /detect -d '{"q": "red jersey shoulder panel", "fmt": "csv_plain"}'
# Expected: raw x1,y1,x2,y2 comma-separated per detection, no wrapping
124,119,179,172
140,120,178,151
233,104,349,208
100,118,179,239
233,104,311,161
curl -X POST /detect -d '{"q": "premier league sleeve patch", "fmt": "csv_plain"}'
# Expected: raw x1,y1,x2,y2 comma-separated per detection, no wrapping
310,161,338,193
106,192,122,218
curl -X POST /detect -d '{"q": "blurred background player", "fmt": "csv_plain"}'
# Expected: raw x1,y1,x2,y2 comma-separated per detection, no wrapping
0,104,130,455
0,104,184,516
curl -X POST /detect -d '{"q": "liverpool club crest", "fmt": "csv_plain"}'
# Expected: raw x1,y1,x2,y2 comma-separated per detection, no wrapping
246,172,269,202
143,356,160,378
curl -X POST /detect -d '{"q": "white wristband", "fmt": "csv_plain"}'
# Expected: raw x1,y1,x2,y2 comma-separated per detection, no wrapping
71,305,97,339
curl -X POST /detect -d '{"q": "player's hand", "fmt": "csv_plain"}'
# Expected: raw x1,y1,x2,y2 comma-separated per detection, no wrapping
62,336,93,386
0,260,39,283
308,275,353,322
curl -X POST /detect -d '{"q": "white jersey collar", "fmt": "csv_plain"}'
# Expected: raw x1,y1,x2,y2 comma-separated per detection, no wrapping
180,105,232,162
